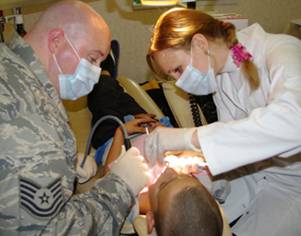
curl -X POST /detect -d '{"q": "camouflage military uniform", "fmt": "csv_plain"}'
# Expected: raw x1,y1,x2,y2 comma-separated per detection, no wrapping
0,34,135,235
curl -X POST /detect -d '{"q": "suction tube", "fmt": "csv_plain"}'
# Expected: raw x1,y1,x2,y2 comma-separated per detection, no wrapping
80,115,131,168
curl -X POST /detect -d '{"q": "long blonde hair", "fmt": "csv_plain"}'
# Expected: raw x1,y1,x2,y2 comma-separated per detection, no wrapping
147,8,260,89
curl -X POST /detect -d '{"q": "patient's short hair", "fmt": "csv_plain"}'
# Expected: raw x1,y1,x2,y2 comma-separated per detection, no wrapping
155,184,223,236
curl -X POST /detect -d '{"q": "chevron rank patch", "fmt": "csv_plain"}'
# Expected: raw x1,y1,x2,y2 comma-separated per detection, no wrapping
19,177,64,219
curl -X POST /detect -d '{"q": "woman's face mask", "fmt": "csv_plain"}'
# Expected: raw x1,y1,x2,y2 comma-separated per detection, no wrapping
175,47,216,95
52,35,101,100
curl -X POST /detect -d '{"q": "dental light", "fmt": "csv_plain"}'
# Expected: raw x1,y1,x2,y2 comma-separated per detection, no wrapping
138,0,197,9
139,0,196,7
140,0,178,6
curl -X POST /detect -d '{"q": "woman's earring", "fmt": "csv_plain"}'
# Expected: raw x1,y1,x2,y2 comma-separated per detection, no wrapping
205,50,210,56
203,48,210,56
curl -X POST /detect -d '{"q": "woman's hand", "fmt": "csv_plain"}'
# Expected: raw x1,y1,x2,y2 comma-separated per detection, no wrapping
144,127,201,166
134,113,162,132
124,116,157,135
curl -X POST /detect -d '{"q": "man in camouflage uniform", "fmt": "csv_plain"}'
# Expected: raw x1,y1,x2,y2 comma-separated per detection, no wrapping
0,1,149,235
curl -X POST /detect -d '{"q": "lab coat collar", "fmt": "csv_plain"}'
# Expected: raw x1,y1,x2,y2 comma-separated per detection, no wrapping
220,23,267,74
214,24,271,121
236,23,267,68
220,52,238,73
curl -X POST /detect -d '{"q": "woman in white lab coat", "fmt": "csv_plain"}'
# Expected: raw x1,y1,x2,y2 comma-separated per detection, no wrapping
144,8,301,236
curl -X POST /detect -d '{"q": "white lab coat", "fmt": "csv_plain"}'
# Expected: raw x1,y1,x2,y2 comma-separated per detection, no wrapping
197,24,301,236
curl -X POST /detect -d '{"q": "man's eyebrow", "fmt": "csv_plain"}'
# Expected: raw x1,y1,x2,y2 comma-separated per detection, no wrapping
88,49,105,57
167,65,180,75
167,67,174,75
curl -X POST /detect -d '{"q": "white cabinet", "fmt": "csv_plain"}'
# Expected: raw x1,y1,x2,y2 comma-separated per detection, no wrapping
287,19,301,39
0,0,58,10
211,13,249,31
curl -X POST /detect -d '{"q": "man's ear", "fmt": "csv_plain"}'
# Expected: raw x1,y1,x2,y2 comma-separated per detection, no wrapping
48,28,65,54
146,211,155,234
191,33,209,54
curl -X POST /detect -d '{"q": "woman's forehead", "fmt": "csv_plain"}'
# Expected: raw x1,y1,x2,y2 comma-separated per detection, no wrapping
153,48,189,72
154,48,187,61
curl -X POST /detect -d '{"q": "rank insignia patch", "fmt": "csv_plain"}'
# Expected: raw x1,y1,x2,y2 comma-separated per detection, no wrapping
20,177,64,219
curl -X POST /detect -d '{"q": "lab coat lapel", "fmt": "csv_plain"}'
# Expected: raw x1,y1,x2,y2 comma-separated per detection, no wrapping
220,23,271,119
220,71,249,119
215,52,250,120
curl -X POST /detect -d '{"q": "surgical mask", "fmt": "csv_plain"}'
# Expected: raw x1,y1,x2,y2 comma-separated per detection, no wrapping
175,48,216,95
53,35,101,100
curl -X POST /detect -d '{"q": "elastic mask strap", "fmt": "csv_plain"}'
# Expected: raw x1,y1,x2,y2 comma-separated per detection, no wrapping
207,49,211,71
52,53,63,74
190,46,211,73
190,46,193,65
51,33,80,74
64,34,81,61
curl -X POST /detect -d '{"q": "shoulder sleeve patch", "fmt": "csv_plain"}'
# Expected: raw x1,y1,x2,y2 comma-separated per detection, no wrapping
19,176,64,220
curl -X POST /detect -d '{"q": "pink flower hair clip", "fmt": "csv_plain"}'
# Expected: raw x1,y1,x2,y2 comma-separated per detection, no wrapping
231,43,253,67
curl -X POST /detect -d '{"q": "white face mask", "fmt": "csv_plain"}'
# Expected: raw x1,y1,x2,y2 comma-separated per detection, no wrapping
53,35,101,100
175,48,216,96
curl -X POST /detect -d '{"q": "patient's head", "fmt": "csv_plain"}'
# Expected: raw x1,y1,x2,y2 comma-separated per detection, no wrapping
147,168,223,236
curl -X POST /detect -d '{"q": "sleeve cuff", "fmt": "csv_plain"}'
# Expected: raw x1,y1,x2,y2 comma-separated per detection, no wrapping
93,173,136,221
197,123,227,176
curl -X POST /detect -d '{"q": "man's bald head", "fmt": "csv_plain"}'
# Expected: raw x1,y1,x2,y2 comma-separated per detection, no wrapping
25,0,111,95
33,0,110,43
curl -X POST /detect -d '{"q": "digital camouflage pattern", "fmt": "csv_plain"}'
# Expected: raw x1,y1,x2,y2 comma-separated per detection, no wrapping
0,34,135,235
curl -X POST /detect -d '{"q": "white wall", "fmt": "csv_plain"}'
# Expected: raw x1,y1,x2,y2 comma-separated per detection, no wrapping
11,0,301,83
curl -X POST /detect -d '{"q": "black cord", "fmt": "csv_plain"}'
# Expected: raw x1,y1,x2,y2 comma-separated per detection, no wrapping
189,94,203,127
80,115,131,168
186,1,196,9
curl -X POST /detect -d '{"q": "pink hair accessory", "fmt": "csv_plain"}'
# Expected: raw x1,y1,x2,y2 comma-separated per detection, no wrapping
231,43,253,67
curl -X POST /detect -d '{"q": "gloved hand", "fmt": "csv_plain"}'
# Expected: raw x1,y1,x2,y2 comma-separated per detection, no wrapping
110,147,150,196
76,153,98,184
144,127,200,166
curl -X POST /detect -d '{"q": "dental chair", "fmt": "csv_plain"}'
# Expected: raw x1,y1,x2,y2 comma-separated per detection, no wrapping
117,76,165,119
63,96,93,154
161,81,208,128
64,76,165,152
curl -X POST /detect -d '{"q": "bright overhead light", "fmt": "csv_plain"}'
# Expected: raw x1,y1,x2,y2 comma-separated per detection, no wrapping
140,0,179,6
